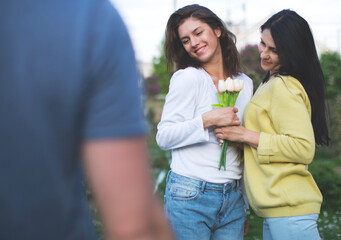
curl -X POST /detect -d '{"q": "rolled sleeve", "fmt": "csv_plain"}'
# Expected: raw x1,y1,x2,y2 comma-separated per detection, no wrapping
257,132,274,164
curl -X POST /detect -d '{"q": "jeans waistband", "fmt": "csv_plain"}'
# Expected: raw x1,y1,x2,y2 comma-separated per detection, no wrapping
167,171,239,193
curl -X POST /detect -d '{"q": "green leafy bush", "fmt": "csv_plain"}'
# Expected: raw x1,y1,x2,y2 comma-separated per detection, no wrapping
240,44,266,90
309,159,341,210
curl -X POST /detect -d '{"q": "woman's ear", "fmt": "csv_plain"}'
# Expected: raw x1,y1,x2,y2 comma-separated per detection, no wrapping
215,28,221,38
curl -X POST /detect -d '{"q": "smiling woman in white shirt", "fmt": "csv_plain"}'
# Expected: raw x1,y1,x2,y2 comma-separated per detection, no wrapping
156,4,253,240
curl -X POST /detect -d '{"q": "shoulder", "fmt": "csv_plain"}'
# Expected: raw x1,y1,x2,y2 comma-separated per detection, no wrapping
170,67,205,87
86,1,136,73
272,75,307,95
172,67,204,79
86,1,127,36
234,72,253,86
270,75,310,104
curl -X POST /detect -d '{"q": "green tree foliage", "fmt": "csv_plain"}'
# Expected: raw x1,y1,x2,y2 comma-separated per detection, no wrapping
152,40,171,94
320,51,341,98
240,44,266,90
320,51,341,156
309,159,341,210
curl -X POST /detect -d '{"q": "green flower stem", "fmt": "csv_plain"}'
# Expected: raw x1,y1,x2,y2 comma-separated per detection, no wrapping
227,92,231,106
219,140,228,170
212,90,241,171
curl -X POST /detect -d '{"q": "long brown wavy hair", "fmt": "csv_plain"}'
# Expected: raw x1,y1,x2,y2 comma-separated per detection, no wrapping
164,4,242,77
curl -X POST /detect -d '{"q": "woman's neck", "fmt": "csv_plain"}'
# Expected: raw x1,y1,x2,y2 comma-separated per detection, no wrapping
203,61,226,84
203,63,227,93
202,44,226,83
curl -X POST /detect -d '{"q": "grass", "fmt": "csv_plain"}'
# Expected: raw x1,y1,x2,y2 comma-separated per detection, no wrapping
318,209,341,239
244,210,263,240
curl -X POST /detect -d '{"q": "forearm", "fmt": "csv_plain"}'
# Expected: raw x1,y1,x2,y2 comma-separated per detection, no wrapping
215,125,259,149
83,137,172,240
202,107,240,129
156,116,208,150
241,128,260,149
240,128,315,164
216,125,315,164
202,111,214,129
257,132,315,164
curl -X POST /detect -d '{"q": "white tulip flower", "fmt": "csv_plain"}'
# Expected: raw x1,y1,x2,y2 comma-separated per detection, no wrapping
226,78,235,92
239,79,244,90
218,80,227,92
234,80,240,91
233,79,244,92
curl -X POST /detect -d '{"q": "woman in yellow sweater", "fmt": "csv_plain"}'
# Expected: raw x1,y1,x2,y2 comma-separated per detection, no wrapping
214,9,329,240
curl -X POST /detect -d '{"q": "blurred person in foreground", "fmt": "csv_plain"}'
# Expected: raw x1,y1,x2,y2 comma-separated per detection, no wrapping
0,0,173,239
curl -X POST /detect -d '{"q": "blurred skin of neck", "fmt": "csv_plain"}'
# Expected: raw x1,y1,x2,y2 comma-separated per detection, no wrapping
203,46,226,87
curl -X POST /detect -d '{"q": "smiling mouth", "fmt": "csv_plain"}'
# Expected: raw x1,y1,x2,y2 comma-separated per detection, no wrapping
261,59,271,65
194,46,206,54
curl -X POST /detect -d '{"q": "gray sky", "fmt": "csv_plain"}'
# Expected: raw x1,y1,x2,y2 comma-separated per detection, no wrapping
111,0,341,62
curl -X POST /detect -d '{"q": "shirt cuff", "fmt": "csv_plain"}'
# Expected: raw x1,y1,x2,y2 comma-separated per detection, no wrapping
257,132,274,164
196,115,209,141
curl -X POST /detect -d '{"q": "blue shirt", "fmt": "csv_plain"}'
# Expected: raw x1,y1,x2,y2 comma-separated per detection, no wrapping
0,0,146,239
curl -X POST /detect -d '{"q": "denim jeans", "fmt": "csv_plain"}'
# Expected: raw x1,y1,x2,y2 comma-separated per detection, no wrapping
164,171,246,240
263,214,321,240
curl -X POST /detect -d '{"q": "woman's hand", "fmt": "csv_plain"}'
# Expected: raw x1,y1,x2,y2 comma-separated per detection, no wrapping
214,125,245,142
217,139,244,149
215,126,260,149
202,107,240,129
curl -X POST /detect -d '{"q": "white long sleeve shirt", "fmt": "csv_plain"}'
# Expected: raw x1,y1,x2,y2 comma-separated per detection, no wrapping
156,67,253,183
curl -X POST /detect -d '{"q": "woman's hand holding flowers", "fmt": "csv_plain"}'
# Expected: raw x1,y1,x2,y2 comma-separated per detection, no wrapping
215,125,260,149
211,77,244,170
202,107,240,129
214,125,245,143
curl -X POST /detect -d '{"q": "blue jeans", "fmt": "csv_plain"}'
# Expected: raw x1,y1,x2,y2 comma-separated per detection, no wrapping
263,214,321,240
164,171,246,240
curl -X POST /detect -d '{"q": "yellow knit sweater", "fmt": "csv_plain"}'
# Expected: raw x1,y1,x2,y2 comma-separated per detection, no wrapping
243,75,322,218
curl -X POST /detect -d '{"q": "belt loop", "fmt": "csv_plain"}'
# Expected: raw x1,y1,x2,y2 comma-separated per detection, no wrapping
236,179,240,189
201,181,206,193
223,183,227,195
166,170,171,183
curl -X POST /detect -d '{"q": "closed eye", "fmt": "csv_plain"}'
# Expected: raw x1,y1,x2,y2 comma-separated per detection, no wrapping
181,38,189,45
260,39,278,54
270,48,278,54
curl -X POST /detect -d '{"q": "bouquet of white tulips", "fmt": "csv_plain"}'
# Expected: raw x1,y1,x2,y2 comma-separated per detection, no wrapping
212,77,244,170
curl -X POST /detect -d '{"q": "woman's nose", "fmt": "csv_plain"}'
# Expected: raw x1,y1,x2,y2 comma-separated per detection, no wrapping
260,49,269,59
190,37,199,47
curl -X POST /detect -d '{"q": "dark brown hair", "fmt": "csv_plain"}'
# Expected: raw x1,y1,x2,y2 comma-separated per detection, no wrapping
261,9,329,145
164,4,242,77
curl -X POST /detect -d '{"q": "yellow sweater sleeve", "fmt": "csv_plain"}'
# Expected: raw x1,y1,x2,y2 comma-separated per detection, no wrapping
257,76,315,165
